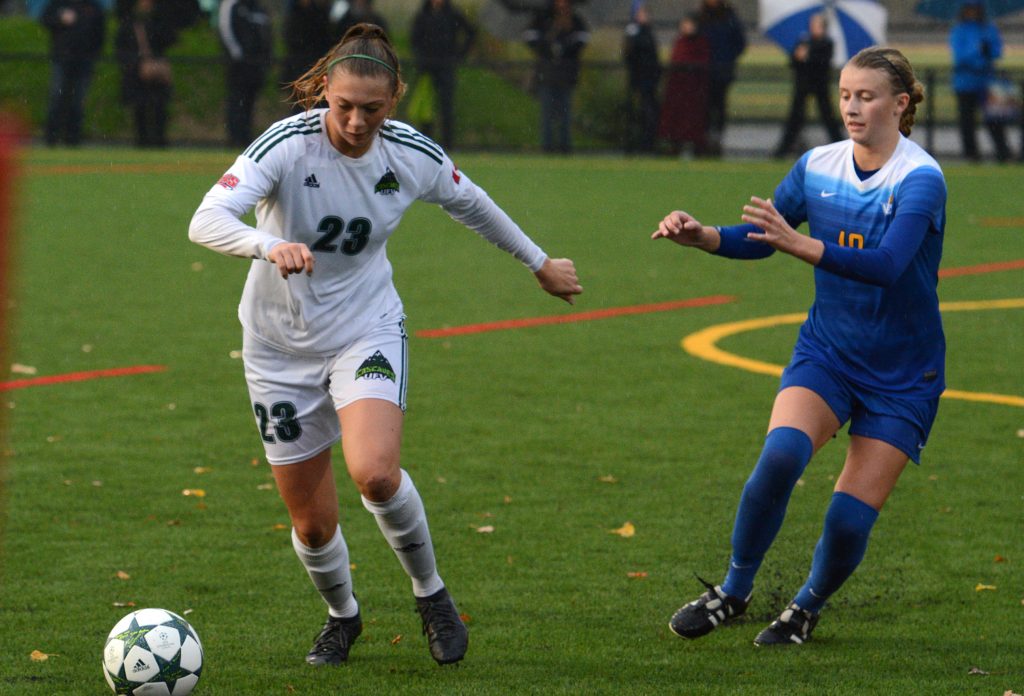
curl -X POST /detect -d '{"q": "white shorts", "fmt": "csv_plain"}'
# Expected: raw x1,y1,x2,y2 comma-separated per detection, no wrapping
242,320,408,465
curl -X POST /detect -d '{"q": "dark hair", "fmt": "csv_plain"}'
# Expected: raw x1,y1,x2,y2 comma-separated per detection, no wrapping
289,23,406,113
848,46,924,136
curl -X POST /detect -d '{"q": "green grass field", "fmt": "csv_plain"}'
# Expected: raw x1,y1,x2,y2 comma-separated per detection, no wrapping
1,147,1022,695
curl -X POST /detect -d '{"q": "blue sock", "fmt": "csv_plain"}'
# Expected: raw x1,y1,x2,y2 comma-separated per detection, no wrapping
794,491,879,614
721,427,813,599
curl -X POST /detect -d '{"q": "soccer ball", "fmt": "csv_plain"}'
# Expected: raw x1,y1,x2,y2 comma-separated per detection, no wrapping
102,608,204,695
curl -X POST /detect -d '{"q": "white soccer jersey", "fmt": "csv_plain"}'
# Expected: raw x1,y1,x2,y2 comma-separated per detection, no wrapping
190,112,548,355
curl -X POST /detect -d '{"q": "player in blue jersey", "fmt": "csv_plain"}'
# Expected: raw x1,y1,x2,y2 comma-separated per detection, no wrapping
190,23,582,667
653,46,946,646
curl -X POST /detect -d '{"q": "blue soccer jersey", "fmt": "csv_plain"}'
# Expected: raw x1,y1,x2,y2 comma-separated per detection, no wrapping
772,137,947,399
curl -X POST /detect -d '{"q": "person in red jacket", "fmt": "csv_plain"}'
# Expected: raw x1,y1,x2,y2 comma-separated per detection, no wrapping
658,14,710,157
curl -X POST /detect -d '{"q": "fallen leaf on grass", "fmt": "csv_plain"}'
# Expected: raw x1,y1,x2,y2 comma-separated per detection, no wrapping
609,522,636,538
994,555,1007,563
459,613,471,623
503,495,512,505
257,483,274,491
967,666,989,675
272,523,289,530
975,583,997,592
115,570,130,580
181,489,206,498
193,467,212,475
390,634,403,645
598,475,618,484
30,650,55,662
476,525,495,534
627,571,649,579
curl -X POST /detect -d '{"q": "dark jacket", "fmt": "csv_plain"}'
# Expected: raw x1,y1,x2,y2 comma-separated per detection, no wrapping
42,0,106,61
791,33,833,90
523,8,589,89
115,6,177,98
282,0,339,82
623,20,660,92
218,0,272,68
411,0,475,70
697,2,745,80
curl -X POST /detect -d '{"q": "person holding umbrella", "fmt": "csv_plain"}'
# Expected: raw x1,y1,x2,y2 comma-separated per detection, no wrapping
655,46,946,646
773,12,844,158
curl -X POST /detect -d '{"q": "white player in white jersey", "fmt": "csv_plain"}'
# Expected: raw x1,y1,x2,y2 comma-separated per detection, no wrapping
189,23,582,667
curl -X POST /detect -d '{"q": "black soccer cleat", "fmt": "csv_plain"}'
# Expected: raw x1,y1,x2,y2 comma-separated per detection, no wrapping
669,575,750,639
415,587,469,665
753,602,819,646
305,613,363,666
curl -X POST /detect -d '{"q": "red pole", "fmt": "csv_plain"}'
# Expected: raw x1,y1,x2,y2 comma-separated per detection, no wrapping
0,115,24,535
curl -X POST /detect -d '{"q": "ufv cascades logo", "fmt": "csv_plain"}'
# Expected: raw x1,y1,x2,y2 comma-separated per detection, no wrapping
374,168,400,196
356,351,396,382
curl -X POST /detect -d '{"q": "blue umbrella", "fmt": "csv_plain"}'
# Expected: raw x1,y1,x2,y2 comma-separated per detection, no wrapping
914,0,1024,20
26,0,113,19
759,0,888,68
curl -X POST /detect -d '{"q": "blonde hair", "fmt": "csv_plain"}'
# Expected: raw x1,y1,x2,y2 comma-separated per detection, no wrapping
288,23,406,113
848,46,924,137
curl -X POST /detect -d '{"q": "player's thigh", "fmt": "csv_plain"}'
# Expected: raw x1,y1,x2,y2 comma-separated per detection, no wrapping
338,398,404,502
767,386,842,452
835,435,909,511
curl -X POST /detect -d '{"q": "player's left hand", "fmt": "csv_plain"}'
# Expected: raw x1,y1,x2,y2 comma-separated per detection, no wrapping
535,257,583,305
741,197,824,264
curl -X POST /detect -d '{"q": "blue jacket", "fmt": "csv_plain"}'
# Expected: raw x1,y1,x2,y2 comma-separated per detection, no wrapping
950,19,1002,94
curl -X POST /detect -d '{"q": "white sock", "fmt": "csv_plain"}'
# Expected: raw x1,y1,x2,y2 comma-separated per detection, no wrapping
362,469,444,597
291,525,359,619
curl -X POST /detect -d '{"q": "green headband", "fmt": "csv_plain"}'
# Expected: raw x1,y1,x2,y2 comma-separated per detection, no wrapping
326,54,398,76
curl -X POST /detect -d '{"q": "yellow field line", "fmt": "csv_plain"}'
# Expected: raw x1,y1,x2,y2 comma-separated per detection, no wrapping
681,299,1024,408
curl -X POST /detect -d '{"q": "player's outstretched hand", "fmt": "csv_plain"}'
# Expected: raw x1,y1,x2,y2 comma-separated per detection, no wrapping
740,197,822,263
651,210,710,249
535,257,583,305
268,242,315,278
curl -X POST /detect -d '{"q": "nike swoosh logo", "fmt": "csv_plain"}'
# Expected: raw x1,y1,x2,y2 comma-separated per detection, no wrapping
820,190,838,198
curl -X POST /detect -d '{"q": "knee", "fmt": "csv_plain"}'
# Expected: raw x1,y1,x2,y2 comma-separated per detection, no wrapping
354,470,401,503
746,427,814,495
292,519,337,549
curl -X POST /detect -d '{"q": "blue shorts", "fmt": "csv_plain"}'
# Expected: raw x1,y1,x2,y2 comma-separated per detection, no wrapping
779,355,940,464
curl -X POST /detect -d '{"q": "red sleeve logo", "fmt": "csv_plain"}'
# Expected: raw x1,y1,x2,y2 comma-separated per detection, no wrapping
451,166,461,185
217,173,240,190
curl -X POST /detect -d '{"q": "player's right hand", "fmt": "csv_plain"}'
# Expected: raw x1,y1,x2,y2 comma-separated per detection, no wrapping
267,242,315,278
651,210,705,247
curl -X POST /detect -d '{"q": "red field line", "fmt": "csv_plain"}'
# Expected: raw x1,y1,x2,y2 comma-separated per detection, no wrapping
939,259,1024,278
0,365,167,391
416,295,737,338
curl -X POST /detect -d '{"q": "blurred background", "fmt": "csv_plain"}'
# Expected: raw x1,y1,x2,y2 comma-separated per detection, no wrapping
2,0,1022,158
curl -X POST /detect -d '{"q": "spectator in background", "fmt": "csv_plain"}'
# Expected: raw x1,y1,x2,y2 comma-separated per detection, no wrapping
696,0,745,156
41,0,106,146
218,0,273,148
335,0,388,38
411,0,475,149
282,0,338,101
524,0,589,154
622,0,660,154
773,12,842,158
658,14,709,157
950,0,1012,162
115,0,176,147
